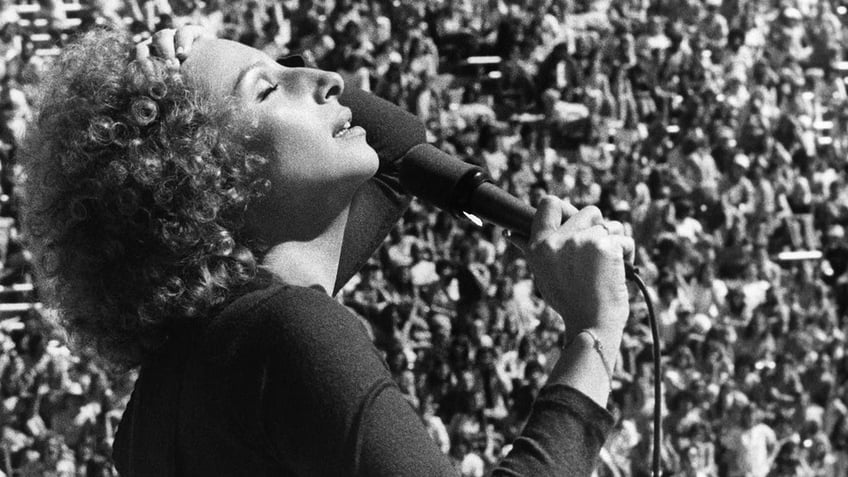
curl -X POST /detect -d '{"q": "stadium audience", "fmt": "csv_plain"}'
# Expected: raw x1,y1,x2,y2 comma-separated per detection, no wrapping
1,0,848,475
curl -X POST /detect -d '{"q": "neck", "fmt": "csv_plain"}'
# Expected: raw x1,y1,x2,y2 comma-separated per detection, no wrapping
260,207,349,295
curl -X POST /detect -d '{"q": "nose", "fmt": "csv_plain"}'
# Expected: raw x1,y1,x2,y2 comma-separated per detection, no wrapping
312,70,344,104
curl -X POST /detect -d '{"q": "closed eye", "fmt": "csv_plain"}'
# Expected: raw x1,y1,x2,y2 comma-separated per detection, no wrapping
258,83,279,101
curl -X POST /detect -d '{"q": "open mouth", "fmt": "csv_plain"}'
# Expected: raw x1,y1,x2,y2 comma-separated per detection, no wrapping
333,120,353,138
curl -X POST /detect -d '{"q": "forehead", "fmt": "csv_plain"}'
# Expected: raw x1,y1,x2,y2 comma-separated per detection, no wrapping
181,38,270,95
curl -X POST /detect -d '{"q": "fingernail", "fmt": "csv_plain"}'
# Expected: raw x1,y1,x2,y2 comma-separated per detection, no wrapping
176,46,184,55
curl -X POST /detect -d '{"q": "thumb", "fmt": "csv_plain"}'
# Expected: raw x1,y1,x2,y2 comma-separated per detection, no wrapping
530,196,565,245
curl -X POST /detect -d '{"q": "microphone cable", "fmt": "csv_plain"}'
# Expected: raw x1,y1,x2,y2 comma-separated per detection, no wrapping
624,265,662,477
339,83,665,473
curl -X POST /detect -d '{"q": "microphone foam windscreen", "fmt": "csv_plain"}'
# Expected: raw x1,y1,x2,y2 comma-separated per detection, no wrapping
339,86,427,162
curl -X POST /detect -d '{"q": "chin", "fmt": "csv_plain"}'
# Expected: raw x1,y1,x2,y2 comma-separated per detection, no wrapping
363,147,380,176
348,146,379,180
319,144,378,193
339,154,379,191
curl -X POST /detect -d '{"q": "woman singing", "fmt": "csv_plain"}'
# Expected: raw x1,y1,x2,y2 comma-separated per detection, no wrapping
22,26,634,476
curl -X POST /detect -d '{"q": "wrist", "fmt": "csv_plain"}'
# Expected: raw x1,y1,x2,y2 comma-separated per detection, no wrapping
568,329,618,377
570,325,623,358
562,300,628,344
552,330,616,406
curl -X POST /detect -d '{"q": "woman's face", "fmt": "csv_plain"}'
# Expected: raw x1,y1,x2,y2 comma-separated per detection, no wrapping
182,39,378,236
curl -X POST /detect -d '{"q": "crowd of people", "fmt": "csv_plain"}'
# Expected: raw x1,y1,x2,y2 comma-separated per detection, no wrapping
2,0,848,475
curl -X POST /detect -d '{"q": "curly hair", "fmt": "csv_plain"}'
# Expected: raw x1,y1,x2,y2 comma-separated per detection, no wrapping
21,28,270,369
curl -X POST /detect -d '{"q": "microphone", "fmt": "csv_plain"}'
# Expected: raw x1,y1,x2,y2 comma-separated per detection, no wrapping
339,87,653,467
398,144,536,238
400,144,637,280
339,85,535,239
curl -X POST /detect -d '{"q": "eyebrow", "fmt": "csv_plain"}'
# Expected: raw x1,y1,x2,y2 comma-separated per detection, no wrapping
232,61,268,94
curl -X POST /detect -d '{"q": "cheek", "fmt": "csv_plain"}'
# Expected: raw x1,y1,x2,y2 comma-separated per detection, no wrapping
254,119,329,180
250,111,377,194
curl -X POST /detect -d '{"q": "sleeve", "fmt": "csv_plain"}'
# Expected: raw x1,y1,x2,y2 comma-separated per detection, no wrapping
255,286,456,476
334,168,410,294
492,384,614,476
254,287,614,477
333,93,414,295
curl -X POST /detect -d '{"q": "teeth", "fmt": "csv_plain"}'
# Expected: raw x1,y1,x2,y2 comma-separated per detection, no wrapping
334,121,352,138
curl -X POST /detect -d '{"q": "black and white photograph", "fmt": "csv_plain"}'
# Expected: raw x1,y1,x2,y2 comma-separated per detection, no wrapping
1,0,848,476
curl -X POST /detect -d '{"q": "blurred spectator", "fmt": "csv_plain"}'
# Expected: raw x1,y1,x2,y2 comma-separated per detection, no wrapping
1,0,848,475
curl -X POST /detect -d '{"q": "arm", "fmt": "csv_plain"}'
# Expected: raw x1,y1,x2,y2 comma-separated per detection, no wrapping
255,287,457,476
335,169,410,293
256,286,617,477
493,346,616,476
507,198,632,407
257,204,624,475
278,200,628,476
136,26,437,295
146,30,631,475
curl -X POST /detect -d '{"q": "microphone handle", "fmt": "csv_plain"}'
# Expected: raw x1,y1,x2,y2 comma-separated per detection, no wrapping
400,144,535,237
465,181,535,239
467,184,636,277
399,144,634,277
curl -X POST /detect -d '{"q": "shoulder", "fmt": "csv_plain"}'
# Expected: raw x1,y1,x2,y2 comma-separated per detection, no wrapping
211,282,336,325
198,282,372,363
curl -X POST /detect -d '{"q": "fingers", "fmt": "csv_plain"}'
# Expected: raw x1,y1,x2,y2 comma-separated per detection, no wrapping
134,25,213,78
509,196,575,255
173,25,213,61
565,205,603,234
530,196,563,244
601,234,636,272
601,220,624,236
567,226,634,279
135,40,151,61
151,28,178,70
585,220,633,265
618,235,636,265
530,199,611,245
134,40,155,76
518,197,633,269
529,196,585,242
559,199,579,220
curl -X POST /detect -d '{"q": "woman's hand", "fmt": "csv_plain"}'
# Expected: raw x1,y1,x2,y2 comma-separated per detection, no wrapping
511,196,634,347
134,25,213,74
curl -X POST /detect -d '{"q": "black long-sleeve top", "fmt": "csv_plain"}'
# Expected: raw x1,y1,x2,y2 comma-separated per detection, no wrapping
113,281,614,476
113,90,614,475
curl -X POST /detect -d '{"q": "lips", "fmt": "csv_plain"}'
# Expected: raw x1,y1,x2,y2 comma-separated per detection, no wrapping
333,121,353,138
333,109,353,138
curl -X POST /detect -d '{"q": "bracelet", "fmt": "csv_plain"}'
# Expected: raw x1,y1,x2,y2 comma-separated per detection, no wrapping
571,329,614,390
